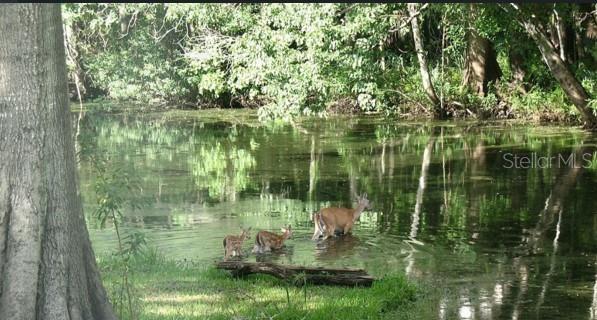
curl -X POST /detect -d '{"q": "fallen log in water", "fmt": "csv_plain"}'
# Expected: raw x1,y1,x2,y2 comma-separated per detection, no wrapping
216,261,375,287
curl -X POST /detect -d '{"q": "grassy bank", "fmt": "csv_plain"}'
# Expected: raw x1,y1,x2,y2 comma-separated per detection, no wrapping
97,252,430,320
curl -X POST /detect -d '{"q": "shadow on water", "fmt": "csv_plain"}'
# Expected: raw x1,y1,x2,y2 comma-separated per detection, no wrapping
76,109,597,320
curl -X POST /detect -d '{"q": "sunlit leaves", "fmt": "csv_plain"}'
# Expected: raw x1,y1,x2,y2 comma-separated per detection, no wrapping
64,3,595,121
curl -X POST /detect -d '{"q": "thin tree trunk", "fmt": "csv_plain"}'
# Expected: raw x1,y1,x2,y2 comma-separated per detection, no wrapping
407,3,441,115
574,16,585,62
118,5,130,35
514,6,597,128
440,11,446,111
63,28,85,138
553,8,567,62
0,4,116,320
308,135,318,198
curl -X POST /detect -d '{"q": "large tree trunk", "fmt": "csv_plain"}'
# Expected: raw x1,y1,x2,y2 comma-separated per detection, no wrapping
0,4,116,320
462,5,502,97
519,12,597,128
407,3,441,116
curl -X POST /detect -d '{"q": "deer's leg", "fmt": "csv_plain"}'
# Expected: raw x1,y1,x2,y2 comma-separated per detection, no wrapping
311,213,322,240
343,222,354,235
311,230,320,240
323,226,334,240
311,218,319,240
312,221,323,240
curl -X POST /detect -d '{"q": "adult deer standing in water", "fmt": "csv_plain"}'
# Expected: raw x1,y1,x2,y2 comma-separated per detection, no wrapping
312,194,372,240
223,227,252,260
252,225,293,254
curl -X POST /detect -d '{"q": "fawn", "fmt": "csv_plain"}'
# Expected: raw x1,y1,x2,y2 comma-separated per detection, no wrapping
252,225,293,254
223,227,251,260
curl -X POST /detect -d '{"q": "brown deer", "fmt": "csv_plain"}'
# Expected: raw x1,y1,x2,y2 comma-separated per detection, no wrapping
311,194,372,240
223,227,251,260
252,225,293,254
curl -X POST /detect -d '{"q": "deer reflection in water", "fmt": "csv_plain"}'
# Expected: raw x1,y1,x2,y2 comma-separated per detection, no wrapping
314,234,360,262
254,245,295,264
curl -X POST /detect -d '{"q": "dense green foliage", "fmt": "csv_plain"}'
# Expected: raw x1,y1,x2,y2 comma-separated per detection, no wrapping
64,4,596,121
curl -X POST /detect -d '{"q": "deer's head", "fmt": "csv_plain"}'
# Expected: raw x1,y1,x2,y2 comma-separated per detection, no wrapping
240,227,252,240
281,225,293,239
357,193,372,210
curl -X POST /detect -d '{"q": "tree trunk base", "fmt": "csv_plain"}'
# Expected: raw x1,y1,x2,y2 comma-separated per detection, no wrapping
582,122,597,131
216,261,376,287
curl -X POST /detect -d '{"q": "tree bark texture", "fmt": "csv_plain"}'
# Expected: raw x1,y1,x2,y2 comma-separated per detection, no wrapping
0,4,116,320
217,261,376,287
407,3,441,112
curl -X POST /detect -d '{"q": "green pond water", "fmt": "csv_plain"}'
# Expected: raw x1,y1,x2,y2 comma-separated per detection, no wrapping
77,108,597,320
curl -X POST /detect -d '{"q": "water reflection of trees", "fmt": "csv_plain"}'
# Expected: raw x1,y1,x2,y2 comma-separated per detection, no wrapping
78,112,597,319
426,139,596,319
79,114,595,250
78,113,259,205
589,256,597,320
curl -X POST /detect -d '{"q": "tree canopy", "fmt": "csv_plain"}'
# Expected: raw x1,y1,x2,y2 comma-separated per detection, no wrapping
64,3,596,123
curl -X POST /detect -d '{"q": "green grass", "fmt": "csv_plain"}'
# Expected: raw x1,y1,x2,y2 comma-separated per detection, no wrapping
98,251,431,320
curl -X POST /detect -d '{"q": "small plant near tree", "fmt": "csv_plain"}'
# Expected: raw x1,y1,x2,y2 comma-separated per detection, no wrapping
91,155,148,320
